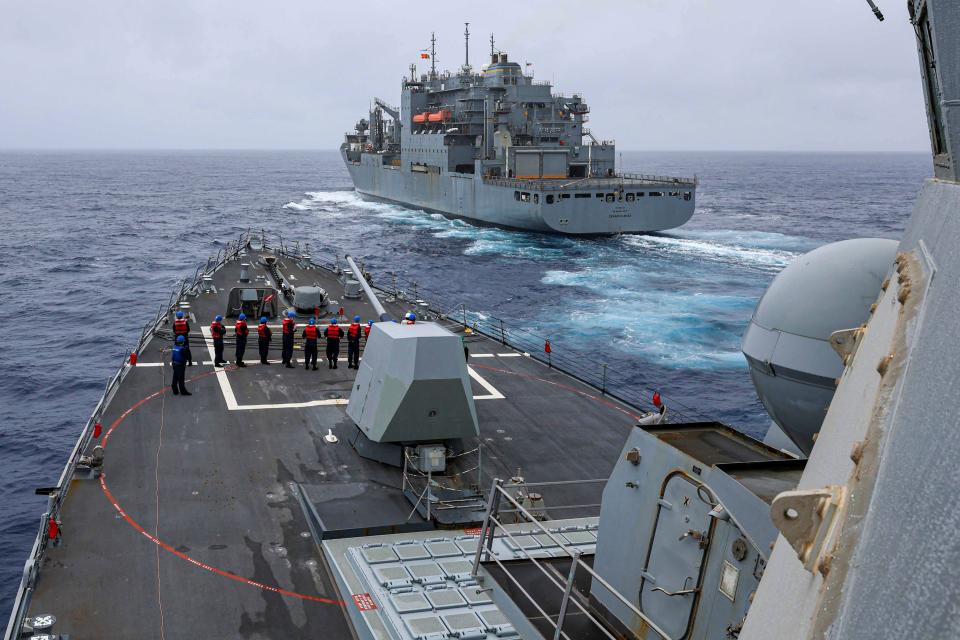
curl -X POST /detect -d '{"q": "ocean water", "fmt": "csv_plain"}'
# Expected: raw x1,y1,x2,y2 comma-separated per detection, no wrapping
0,149,929,614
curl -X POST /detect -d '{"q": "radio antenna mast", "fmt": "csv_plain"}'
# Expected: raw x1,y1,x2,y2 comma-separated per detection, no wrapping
463,22,470,72
430,32,436,79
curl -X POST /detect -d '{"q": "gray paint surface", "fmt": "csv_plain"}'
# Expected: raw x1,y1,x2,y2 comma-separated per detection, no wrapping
347,321,479,443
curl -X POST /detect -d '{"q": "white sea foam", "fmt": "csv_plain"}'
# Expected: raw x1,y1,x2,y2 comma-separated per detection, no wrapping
622,230,811,272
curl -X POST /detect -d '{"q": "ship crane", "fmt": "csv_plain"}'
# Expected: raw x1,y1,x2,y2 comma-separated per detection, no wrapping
373,98,399,121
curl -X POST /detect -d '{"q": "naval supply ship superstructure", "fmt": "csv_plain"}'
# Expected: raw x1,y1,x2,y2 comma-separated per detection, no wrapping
8,2,960,639
341,31,697,235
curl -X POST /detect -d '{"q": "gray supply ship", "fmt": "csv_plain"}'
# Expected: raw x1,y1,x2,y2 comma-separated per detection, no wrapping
341,29,697,235
7,2,960,639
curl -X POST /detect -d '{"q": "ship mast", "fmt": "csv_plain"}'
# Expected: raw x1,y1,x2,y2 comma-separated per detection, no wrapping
490,33,495,59
463,22,470,73
430,32,436,79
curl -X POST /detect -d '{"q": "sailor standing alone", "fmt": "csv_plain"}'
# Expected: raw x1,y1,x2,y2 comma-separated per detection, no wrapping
234,313,249,367
171,335,191,396
324,317,343,369
302,318,320,370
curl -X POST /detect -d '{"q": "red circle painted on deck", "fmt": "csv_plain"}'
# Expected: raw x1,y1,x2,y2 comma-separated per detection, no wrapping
98,367,343,606
99,361,633,606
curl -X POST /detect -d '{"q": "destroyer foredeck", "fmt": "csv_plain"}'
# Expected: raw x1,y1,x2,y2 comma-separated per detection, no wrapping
23,242,644,638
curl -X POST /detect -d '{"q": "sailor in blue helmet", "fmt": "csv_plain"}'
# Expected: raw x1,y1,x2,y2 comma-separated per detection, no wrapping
405,312,416,325
234,313,249,367
210,314,227,367
324,317,343,369
281,309,296,368
302,317,320,370
173,310,193,366
257,316,272,365
171,335,191,396
346,315,362,369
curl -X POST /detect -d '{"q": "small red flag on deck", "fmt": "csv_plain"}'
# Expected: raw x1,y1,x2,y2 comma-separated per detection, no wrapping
420,53,430,59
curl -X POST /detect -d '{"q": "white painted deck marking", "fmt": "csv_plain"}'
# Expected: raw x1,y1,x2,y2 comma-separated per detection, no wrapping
199,327,505,410
469,366,505,400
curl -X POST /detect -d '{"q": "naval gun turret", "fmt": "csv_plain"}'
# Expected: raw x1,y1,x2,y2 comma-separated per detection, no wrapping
346,321,479,467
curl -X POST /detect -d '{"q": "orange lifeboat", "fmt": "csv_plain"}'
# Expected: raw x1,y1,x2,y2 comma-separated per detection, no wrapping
427,109,452,123
412,112,428,124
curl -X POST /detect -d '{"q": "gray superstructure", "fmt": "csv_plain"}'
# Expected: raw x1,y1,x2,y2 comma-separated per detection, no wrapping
341,29,697,235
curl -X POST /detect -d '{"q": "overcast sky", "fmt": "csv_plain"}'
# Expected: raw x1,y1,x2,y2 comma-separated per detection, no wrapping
0,1,930,152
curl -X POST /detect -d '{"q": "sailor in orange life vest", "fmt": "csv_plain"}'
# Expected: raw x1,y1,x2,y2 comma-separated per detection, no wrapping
346,315,363,369
364,319,373,339
257,316,272,365
173,310,194,366
234,313,249,367
210,314,227,367
324,317,343,369
281,309,296,368
302,317,320,370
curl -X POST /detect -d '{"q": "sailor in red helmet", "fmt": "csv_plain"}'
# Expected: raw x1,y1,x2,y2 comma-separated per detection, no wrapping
346,315,363,369
324,317,343,369
302,317,320,370
173,310,194,366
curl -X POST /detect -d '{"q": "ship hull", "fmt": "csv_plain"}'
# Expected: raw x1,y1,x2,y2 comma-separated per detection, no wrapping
342,152,696,236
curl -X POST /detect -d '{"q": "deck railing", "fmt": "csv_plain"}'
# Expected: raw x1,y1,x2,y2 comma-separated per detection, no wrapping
471,478,674,640
482,173,698,191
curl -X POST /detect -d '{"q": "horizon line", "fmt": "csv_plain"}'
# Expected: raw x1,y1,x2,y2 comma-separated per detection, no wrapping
0,147,932,154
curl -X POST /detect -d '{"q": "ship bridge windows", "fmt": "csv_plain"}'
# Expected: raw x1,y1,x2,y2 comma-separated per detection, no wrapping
650,191,663,197
574,193,590,199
